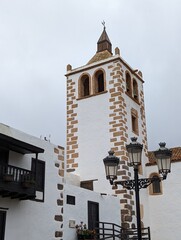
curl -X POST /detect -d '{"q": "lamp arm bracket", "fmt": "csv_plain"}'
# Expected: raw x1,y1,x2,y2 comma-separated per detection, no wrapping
114,176,165,190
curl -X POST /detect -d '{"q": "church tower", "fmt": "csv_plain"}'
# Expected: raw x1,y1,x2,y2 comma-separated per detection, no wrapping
66,25,149,228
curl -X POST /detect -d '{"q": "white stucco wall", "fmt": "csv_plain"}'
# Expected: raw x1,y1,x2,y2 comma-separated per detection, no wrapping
146,162,181,240
0,123,64,240
63,182,121,240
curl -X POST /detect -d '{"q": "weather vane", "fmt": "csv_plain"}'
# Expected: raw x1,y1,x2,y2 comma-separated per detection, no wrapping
102,20,106,29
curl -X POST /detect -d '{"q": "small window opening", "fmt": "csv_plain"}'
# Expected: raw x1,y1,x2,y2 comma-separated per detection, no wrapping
149,173,162,195
67,195,75,205
79,75,90,97
131,109,139,135
132,115,137,133
126,73,132,95
133,79,138,100
95,70,105,93
152,175,161,194
97,73,104,92
83,77,89,96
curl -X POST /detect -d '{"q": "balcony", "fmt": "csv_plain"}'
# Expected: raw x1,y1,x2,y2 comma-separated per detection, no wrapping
0,164,36,200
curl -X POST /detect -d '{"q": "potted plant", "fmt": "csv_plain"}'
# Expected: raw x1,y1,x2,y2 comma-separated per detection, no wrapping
76,222,96,240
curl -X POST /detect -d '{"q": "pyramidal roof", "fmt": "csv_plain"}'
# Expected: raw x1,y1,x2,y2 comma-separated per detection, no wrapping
87,24,112,65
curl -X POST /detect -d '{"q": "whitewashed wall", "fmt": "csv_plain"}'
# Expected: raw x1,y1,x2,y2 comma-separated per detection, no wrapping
0,123,64,240
146,162,181,240
63,181,121,240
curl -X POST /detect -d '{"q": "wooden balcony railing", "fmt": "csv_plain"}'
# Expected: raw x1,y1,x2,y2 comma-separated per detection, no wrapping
0,163,36,200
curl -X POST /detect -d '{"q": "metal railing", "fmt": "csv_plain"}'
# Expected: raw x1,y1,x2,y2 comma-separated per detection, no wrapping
96,222,151,240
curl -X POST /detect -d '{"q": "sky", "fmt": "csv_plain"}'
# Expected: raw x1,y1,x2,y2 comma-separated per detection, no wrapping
0,0,181,150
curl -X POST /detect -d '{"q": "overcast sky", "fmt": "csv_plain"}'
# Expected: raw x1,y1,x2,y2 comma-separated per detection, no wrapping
0,0,181,150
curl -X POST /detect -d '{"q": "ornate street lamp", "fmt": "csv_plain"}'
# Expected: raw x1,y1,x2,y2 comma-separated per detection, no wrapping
103,138,172,240
103,150,119,185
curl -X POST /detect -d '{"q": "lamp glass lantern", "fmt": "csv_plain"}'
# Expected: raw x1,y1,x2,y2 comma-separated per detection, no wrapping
103,150,120,184
126,137,143,167
154,142,172,179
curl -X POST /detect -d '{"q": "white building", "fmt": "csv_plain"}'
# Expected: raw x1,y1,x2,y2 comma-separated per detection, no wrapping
0,123,64,240
66,25,149,230
65,26,181,240
1,27,180,240
0,122,121,240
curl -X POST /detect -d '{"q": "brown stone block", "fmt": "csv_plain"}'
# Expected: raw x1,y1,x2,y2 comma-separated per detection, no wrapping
67,159,74,164
55,231,63,238
67,150,74,154
67,168,75,172
120,199,127,204
124,215,132,222
109,113,116,117
57,199,63,206
117,170,126,176
115,189,127,194
67,101,73,105
113,132,121,137
71,120,78,125
121,209,129,215
109,98,115,102
67,140,77,145
71,136,78,141
72,104,78,108
67,86,73,90
110,138,117,143
57,184,63,190
72,144,78,149
109,88,115,93
58,155,64,161
109,128,116,132
72,163,78,168
122,176,130,180
54,148,59,154
59,169,64,177
125,204,132,210
123,194,132,200
67,110,73,114
72,153,79,158
71,128,78,133
111,92,120,97
122,165,129,171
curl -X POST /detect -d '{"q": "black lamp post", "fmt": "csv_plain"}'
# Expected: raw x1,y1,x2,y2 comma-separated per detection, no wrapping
103,137,172,240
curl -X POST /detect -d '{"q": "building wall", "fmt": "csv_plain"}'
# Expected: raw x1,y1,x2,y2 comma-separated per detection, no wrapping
146,162,181,240
0,124,64,240
63,174,121,240
66,52,149,228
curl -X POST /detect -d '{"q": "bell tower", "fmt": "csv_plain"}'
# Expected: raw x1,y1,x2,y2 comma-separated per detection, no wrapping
66,25,148,228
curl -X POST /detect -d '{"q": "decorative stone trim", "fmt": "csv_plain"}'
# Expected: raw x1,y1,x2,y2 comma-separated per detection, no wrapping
54,146,64,240
66,77,79,172
139,90,148,156
108,61,134,228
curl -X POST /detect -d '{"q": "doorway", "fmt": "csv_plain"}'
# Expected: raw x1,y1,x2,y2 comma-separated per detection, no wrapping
88,201,99,231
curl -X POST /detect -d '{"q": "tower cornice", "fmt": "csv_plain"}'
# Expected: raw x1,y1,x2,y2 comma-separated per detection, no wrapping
65,55,144,83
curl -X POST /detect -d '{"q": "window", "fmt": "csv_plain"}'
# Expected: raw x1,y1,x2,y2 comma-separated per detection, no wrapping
67,195,75,205
131,108,139,135
126,72,132,95
79,75,90,98
32,159,45,201
133,79,139,100
0,210,6,240
149,173,162,195
94,70,105,93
